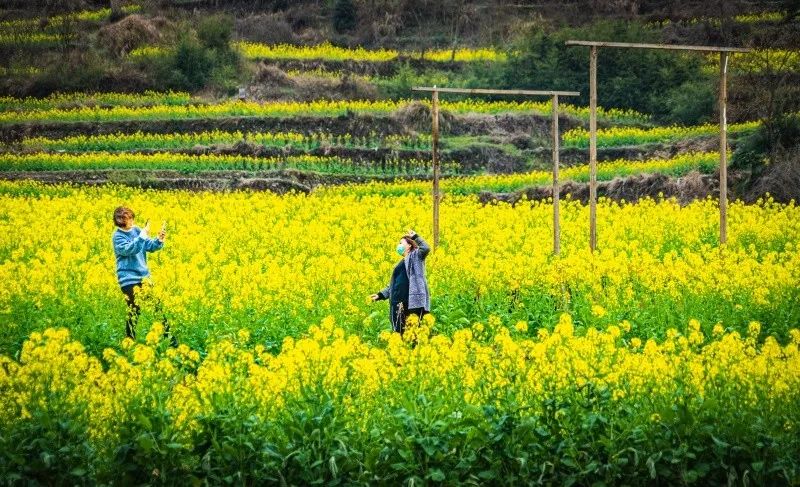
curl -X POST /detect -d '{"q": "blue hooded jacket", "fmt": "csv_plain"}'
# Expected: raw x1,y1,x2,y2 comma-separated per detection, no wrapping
112,226,164,288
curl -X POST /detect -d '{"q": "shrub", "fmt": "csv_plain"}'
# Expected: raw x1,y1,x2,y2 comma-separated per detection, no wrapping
25,49,107,96
660,78,716,125
733,113,800,173
500,20,709,123
97,14,162,57
332,0,358,33
197,13,234,52
143,16,243,93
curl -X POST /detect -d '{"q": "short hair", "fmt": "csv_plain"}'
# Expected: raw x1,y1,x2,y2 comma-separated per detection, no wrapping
113,206,134,228
401,236,419,250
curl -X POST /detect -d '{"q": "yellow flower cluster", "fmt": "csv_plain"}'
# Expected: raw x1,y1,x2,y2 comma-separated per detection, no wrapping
0,4,141,46
0,181,797,351
408,47,507,63
131,42,506,64
733,11,784,23
0,90,191,112
236,41,399,62
0,149,718,182
21,130,429,152
563,122,760,148
284,67,371,81
0,32,65,46
322,151,721,195
651,11,784,27
126,45,165,61
1,317,798,454
435,98,648,124
730,49,800,73
0,97,648,125
0,66,41,77
700,49,800,75
236,41,506,63
0,151,447,174
0,5,141,33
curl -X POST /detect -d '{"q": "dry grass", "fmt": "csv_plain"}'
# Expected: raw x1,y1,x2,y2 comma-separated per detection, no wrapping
98,14,167,57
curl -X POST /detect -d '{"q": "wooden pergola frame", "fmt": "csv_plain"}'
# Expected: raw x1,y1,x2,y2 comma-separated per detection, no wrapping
411,86,580,255
565,40,752,251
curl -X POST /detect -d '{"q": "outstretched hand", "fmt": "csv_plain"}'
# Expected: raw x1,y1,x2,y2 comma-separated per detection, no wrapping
405,229,417,238
369,294,380,302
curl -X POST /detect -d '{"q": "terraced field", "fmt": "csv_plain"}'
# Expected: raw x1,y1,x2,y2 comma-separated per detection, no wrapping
1,3,799,485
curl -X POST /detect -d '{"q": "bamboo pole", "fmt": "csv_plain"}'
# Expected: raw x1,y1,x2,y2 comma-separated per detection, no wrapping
411,86,580,255
552,94,561,256
432,88,441,250
589,46,598,252
719,51,729,245
566,40,750,249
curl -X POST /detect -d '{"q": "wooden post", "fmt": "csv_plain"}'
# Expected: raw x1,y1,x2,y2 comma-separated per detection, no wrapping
719,51,729,245
552,94,560,256
589,46,598,252
412,86,580,252
432,88,441,250
566,40,750,250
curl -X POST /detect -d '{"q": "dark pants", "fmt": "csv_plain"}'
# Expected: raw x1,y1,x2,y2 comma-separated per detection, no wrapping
121,282,176,346
390,302,426,335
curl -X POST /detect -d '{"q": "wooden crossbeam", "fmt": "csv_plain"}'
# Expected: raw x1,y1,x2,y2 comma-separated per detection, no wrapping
565,39,750,250
412,87,580,97
565,40,752,53
412,85,579,256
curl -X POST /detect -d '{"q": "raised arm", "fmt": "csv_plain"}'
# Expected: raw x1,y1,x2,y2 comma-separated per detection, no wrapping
144,238,164,253
113,232,147,257
410,231,430,260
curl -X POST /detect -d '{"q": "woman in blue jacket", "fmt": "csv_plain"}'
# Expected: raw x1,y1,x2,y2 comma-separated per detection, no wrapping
370,229,431,335
111,206,175,345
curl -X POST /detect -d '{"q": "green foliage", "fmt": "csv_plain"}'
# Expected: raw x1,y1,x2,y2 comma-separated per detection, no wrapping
499,20,710,123
375,63,505,100
660,78,716,125
0,394,92,483
145,15,243,93
375,61,416,98
25,50,108,97
174,36,216,90
332,0,357,33
733,113,800,173
197,14,234,51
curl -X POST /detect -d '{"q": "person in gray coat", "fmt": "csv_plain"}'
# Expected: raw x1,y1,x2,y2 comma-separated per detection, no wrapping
370,229,431,335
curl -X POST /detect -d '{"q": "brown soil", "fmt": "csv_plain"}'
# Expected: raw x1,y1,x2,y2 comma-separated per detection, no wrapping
0,114,410,144
264,57,466,77
0,111,586,145
97,14,168,56
534,135,723,167
249,65,380,102
478,170,751,206
744,151,800,204
0,169,430,192
10,164,796,207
